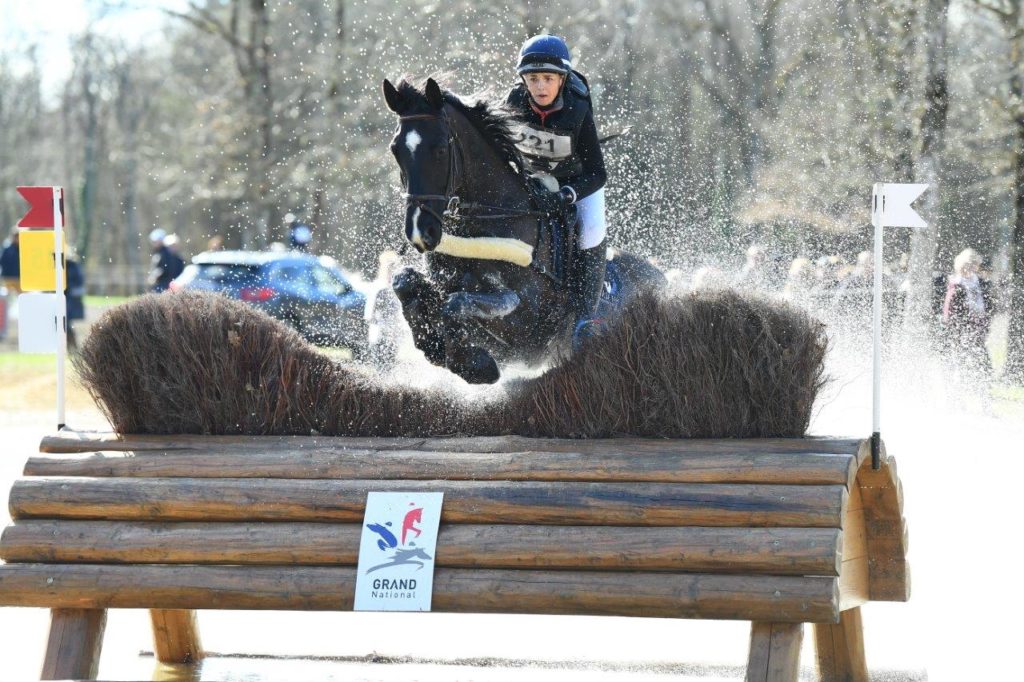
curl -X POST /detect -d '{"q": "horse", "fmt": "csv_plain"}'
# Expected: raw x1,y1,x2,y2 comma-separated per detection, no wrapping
383,77,663,384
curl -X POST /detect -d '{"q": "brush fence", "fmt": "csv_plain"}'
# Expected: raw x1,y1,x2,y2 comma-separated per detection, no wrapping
0,432,908,681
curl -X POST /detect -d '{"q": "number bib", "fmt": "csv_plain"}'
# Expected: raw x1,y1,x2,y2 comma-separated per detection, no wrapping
512,124,572,167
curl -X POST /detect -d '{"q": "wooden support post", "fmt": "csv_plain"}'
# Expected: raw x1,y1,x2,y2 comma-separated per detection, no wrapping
814,607,869,681
40,608,106,680
746,621,803,682
150,609,203,664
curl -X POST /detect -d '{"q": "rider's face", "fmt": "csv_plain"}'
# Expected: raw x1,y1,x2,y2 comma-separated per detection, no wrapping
523,72,565,107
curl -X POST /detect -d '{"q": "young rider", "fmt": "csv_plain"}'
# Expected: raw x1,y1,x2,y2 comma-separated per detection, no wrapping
506,34,607,340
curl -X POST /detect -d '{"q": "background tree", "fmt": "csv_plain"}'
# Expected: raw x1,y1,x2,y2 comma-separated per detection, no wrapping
1,0,1021,381
904,0,951,333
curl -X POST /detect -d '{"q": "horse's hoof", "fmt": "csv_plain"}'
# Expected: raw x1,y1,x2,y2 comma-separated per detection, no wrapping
391,267,425,300
450,347,500,384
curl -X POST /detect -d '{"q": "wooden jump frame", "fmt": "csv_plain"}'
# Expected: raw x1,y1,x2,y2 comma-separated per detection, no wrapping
0,431,909,681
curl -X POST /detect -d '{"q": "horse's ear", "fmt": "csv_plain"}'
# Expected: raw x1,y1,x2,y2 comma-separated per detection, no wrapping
383,79,402,113
425,78,444,110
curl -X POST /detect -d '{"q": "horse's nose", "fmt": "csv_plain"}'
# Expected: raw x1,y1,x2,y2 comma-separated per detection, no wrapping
406,204,442,252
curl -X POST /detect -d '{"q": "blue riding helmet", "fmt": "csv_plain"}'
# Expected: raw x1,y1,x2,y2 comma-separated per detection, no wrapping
516,35,572,75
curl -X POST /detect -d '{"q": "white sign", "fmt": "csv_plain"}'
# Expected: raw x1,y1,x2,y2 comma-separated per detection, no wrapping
354,491,444,612
872,183,928,228
512,124,572,163
17,292,59,354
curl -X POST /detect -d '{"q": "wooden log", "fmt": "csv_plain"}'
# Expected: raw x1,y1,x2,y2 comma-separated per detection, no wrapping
23,448,857,486
39,431,864,457
746,621,804,682
814,607,869,682
40,608,106,680
150,609,202,664
1,521,842,576
837,485,869,610
8,478,847,528
0,564,840,623
854,458,910,602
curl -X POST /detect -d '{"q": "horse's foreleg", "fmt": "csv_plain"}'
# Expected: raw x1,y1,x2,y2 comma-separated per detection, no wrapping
392,267,445,367
442,289,521,322
440,289,521,385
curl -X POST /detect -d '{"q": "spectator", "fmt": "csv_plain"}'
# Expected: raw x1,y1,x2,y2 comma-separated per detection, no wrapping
205,234,225,252
64,253,86,351
147,229,176,293
832,250,879,308
732,244,768,290
813,255,845,291
0,230,19,340
1,230,20,293
690,265,729,291
163,234,186,282
286,213,313,252
942,248,993,376
782,257,815,306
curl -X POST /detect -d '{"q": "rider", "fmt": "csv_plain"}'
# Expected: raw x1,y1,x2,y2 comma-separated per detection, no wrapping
506,34,607,340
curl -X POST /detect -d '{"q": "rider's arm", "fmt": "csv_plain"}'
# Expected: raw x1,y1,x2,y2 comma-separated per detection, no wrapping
562,111,606,202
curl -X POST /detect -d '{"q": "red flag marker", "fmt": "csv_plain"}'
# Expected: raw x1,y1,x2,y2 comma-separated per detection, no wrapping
16,186,64,228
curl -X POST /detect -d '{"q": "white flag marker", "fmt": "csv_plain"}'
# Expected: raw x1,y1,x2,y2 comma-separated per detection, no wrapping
869,183,928,469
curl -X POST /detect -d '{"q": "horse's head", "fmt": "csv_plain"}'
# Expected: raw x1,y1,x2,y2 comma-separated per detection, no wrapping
383,77,457,253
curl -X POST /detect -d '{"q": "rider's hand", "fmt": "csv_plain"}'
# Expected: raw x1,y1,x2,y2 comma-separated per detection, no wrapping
529,178,564,216
528,176,552,195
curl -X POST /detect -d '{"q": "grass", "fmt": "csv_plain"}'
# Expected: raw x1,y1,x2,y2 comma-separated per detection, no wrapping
0,353,98,412
0,352,58,370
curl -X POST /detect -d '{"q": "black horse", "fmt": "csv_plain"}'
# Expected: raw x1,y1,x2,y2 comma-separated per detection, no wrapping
383,77,663,384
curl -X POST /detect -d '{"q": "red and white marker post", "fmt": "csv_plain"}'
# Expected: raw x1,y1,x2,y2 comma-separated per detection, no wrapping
16,185,68,430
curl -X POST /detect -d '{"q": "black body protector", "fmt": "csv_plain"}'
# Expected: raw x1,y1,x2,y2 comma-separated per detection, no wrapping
505,72,606,199
506,72,608,345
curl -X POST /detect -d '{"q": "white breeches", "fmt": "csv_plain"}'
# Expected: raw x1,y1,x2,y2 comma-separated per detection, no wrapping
577,188,606,250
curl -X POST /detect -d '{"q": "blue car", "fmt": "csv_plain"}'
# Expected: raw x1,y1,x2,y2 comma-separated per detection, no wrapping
173,250,367,352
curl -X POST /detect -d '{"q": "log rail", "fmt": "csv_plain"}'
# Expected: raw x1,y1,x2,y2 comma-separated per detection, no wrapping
0,432,909,682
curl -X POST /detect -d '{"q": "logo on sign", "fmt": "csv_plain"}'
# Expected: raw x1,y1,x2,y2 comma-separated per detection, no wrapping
365,504,432,581
354,492,443,611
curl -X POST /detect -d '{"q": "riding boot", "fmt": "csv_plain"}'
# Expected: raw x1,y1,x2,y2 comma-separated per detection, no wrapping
571,240,607,350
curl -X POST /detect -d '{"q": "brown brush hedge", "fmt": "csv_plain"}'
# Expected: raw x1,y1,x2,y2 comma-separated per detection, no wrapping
74,289,827,438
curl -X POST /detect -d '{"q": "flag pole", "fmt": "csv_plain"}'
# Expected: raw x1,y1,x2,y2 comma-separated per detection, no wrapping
870,184,883,470
53,186,67,431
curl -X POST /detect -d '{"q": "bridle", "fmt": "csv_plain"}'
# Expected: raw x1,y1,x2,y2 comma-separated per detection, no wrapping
397,108,545,223
398,111,465,223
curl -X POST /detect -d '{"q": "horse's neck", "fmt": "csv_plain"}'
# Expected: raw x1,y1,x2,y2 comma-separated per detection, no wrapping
451,109,528,208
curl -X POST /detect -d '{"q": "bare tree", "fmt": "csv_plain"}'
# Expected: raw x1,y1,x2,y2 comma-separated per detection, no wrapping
0,49,45,230
165,0,278,247
904,0,951,333
972,0,1024,379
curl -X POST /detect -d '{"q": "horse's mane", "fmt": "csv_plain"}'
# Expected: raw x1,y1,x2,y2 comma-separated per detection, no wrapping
395,78,526,176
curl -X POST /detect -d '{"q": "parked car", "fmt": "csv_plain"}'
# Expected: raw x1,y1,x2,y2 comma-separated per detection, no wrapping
172,250,367,352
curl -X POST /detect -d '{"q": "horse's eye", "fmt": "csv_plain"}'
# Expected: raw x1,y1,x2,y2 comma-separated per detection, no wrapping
433,145,447,159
